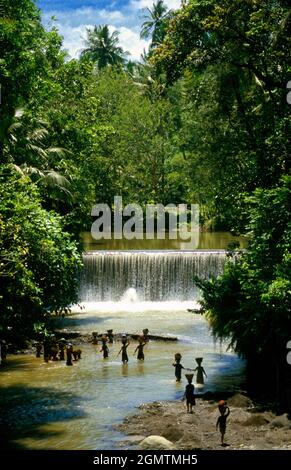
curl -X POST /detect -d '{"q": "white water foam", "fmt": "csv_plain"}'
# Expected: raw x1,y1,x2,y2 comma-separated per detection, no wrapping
73,287,201,313
72,299,200,314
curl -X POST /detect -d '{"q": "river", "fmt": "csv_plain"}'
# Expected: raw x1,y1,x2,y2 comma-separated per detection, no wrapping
0,233,246,450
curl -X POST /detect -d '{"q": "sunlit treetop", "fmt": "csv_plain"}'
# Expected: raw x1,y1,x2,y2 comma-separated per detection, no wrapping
151,0,290,88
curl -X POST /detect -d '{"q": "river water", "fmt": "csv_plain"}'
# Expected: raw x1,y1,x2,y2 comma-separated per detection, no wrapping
0,234,246,450
0,299,245,450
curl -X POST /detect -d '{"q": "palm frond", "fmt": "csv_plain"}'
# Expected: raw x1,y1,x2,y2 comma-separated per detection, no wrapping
46,147,69,158
26,144,48,160
40,170,73,198
21,165,44,178
9,163,25,175
29,127,49,143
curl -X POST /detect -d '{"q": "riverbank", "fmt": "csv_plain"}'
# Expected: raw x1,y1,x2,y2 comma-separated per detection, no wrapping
115,393,291,450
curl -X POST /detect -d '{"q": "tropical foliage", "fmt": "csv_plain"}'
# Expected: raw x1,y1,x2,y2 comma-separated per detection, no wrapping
196,177,291,406
81,25,128,69
152,0,290,228
152,0,291,406
0,0,290,407
0,169,82,337
140,0,173,51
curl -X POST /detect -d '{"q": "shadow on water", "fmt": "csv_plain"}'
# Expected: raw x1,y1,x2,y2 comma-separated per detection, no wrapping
0,357,38,372
209,353,246,389
0,384,86,450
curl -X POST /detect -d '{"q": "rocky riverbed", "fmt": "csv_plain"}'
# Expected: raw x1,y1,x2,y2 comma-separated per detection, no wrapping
116,393,291,450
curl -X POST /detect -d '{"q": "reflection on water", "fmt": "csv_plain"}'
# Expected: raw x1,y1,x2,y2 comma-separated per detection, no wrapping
0,303,245,450
81,231,248,251
136,362,145,376
121,364,129,378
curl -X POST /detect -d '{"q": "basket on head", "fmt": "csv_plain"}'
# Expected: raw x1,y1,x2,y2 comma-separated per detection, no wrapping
195,357,203,365
92,332,98,337
185,373,194,382
121,336,127,344
218,400,227,412
102,335,107,341
142,329,149,335
138,336,144,343
107,330,113,334
175,353,182,361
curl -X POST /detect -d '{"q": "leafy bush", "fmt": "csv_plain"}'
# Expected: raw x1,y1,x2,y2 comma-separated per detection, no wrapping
196,176,291,406
0,168,82,337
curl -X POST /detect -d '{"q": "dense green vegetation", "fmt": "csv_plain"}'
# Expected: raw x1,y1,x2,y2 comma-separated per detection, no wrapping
152,0,290,407
0,169,82,338
196,177,291,407
0,0,290,406
0,0,178,338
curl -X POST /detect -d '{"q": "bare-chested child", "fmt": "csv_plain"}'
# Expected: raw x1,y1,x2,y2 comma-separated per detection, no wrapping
183,374,196,413
172,353,184,382
118,336,130,364
134,336,146,361
216,400,230,445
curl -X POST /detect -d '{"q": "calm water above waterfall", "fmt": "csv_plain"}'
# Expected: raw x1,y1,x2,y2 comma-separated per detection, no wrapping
81,231,248,251
0,234,246,450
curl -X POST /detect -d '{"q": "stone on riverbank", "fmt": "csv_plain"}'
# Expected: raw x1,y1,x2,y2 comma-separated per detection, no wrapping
140,435,176,450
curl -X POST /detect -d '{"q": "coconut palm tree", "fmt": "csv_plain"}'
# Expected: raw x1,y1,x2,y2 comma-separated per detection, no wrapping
3,112,73,206
140,0,171,49
81,25,129,69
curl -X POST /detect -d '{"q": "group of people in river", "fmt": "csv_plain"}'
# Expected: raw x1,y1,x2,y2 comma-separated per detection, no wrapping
34,335,82,366
172,353,208,414
173,353,207,384
93,329,149,364
31,328,150,367
4,330,230,445
33,330,209,389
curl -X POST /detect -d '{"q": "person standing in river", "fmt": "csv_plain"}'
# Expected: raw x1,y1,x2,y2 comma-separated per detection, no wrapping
194,357,207,384
118,336,130,364
173,353,184,382
66,343,74,366
92,332,99,345
183,374,196,413
100,335,109,359
142,328,149,343
58,338,66,361
107,330,114,344
134,336,146,361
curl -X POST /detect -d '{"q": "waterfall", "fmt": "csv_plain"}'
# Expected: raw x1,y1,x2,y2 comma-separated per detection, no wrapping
79,250,226,302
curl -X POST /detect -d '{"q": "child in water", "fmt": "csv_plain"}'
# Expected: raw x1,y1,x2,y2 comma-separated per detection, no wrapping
216,400,230,445
142,328,149,343
92,332,99,345
66,343,74,366
107,330,114,344
194,357,207,384
100,335,109,359
173,353,184,382
134,336,146,361
183,374,196,413
118,336,130,364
